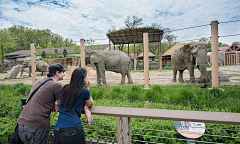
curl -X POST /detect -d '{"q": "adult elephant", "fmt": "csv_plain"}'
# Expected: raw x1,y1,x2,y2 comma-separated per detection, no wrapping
171,41,209,88
207,51,224,65
20,61,49,77
85,50,133,86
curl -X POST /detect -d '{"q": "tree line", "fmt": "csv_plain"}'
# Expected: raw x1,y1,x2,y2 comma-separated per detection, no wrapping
0,25,76,67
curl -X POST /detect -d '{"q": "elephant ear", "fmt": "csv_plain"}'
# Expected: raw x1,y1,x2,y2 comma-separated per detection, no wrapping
180,42,192,53
90,51,103,64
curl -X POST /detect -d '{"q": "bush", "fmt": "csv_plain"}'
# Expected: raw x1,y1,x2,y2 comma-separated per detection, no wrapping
41,50,46,58
63,48,68,57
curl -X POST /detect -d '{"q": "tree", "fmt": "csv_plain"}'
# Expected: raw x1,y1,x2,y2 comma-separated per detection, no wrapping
163,28,177,49
72,43,80,53
63,48,68,57
124,16,143,29
41,50,46,58
0,29,17,70
233,41,240,45
54,49,58,57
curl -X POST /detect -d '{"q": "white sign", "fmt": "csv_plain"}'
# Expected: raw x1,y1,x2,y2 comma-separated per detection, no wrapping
174,121,205,139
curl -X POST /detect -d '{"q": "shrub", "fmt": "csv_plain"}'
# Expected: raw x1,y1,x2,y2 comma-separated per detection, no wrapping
41,50,46,58
63,48,68,57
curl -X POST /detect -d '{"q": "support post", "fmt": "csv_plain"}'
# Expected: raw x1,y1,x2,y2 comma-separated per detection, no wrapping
158,35,162,70
31,43,36,85
109,39,111,51
143,33,149,89
134,38,136,71
117,117,131,144
128,43,129,56
80,39,85,67
211,20,219,88
159,52,162,71
224,52,226,65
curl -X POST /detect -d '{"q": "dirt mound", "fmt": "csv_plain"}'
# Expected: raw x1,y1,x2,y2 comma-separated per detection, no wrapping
64,66,96,80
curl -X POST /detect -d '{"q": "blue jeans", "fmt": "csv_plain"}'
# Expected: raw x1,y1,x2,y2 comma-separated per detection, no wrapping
54,126,86,144
18,124,50,144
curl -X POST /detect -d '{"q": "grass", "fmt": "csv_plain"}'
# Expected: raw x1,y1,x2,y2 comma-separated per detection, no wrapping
1,83,239,112
89,84,240,113
1,83,240,143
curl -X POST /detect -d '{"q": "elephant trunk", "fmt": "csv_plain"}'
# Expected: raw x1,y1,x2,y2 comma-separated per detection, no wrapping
198,64,208,88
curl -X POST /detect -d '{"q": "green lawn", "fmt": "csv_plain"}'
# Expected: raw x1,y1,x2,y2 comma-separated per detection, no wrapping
1,83,240,143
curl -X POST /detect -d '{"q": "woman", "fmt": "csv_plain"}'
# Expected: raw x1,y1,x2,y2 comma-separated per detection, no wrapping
54,68,94,144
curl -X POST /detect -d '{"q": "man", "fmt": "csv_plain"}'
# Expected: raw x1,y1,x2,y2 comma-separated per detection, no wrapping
18,64,93,144
18,63,67,144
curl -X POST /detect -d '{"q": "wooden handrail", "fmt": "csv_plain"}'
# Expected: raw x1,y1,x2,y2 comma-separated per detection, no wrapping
90,106,240,125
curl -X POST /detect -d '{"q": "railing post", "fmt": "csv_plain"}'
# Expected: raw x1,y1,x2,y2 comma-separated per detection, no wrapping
211,20,219,88
31,43,37,85
117,117,131,144
143,32,149,89
80,39,86,67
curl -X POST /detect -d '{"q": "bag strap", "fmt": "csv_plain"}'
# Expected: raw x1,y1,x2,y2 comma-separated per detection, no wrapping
27,78,53,104
72,107,79,117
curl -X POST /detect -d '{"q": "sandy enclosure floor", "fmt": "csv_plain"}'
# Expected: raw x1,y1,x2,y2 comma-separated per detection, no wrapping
0,65,239,86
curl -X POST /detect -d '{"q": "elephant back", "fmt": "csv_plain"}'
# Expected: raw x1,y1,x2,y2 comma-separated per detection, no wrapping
36,61,49,71
102,50,131,62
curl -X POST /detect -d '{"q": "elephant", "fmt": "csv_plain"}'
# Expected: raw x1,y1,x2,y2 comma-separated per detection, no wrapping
207,51,224,65
0,60,15,70
6,65,22,78
85,50,133,86
171,41,209,88
20,61,49,77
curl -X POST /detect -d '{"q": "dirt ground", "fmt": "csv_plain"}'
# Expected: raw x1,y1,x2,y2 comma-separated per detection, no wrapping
0,65,239,86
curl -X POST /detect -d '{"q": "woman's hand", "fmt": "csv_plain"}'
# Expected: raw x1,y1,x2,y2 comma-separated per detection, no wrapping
85,77,91,89
84,107,93,126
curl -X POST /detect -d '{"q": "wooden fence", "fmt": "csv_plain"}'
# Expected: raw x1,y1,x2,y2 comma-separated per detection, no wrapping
43,106,240,144
224,52,240,65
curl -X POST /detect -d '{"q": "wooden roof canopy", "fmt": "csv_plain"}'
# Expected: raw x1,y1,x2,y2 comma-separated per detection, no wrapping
106,27,164,45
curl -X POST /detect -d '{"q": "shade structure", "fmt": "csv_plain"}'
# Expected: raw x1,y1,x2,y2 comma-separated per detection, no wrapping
106,27,164,45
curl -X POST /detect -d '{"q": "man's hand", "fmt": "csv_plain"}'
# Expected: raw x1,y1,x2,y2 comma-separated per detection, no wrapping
85,77,91,89
84,107,93,126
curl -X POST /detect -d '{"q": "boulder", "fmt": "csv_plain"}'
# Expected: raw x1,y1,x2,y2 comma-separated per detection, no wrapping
6,65,22,78
207,68,229,82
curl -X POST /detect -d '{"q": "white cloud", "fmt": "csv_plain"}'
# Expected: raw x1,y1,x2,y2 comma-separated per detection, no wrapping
0,0,239,45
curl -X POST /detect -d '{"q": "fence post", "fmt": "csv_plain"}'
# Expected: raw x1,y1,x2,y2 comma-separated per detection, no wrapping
211,20,219,88
117,117,131,144
31,43,37,85
143,33,149,89
80,39,86,67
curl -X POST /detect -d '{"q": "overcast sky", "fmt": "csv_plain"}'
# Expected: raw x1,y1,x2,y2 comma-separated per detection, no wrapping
0,0,240,45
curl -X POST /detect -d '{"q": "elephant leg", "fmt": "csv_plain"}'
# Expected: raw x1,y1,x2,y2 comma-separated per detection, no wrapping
41,72,43,76
179,70,184,83
28,66,32,77
172,67,177,82
119,73,126,85
189,63,195,83
96,69,102,86
127,70,133,84
99,69,107,86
